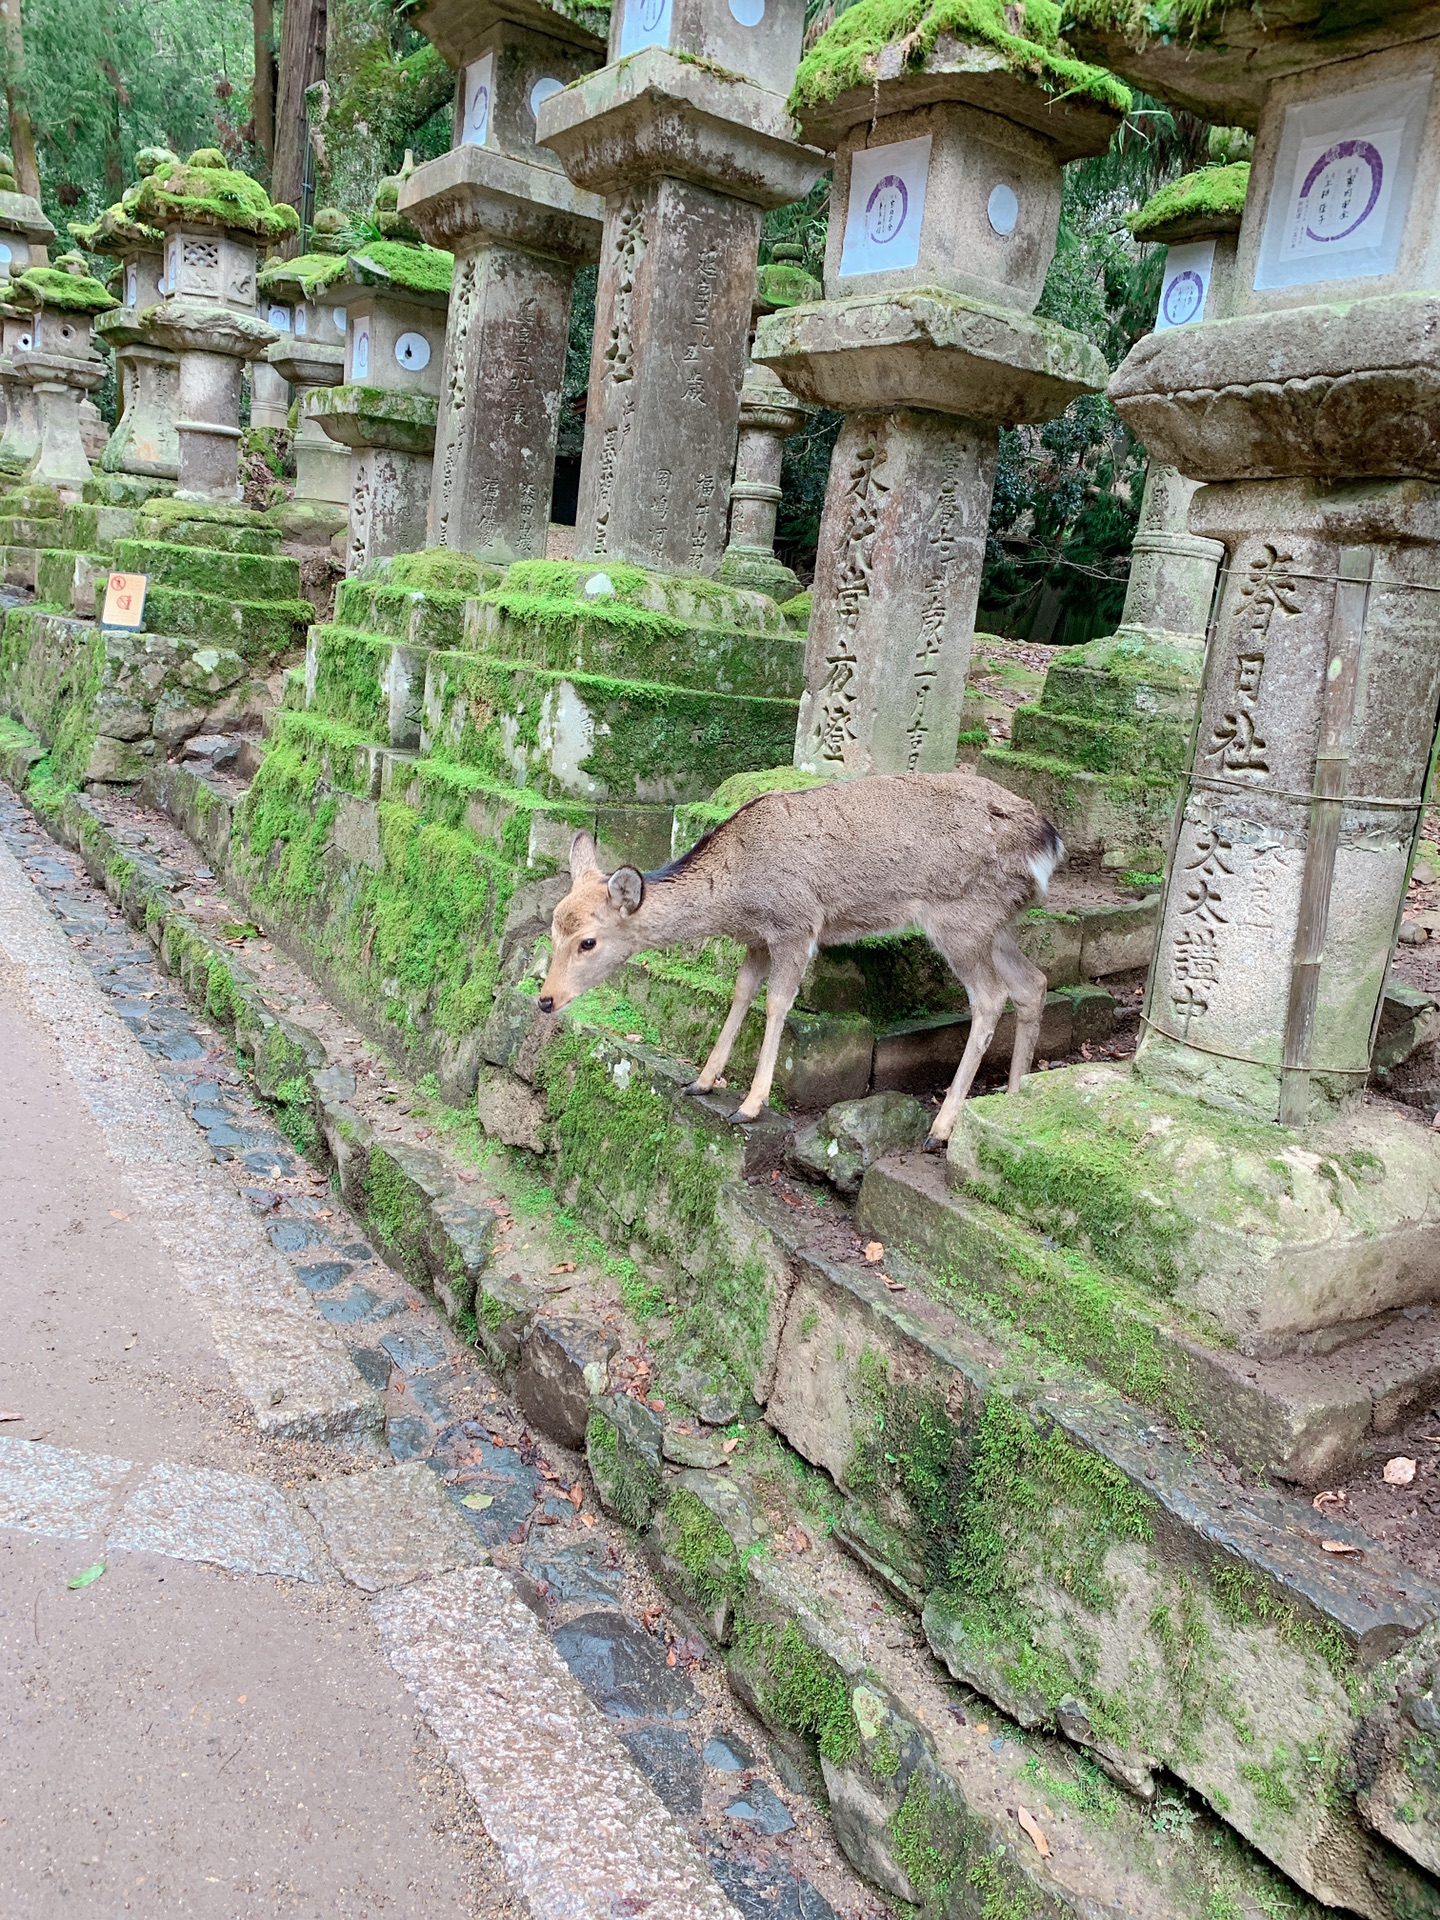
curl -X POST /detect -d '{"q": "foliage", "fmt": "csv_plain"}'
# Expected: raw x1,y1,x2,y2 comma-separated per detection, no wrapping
1,0,253,234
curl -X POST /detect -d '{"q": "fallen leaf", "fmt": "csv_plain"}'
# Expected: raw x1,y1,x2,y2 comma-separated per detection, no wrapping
784,1523,811,1554
123,1335,137,1351
1321,1540,1364,1557
863,1241,885,1264
721,1438,739,1455
1312,1489,1346,1511
1385,1456,1418,1486
666,1648,678,1666
882,1274,908,1291
67,1561,106,1590
568,1484,584,1509
108,1209,129,1221
549,1261,578,1275
459,1493,494,1511
1016,1808,1051,1858
580,1513,596,1528
0,1410,20,1421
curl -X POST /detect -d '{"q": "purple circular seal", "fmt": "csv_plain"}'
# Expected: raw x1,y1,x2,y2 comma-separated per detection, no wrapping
1299,137,1384,244
864,174,909,245
1161,268,1205,326
638,0,666,30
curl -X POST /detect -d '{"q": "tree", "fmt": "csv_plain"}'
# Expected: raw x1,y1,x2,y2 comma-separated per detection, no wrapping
308,0,452,222
252,0,276,174
0,0,42,204
273,0,327,219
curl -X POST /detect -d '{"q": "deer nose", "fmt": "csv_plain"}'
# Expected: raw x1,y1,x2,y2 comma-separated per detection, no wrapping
538,995,554,1014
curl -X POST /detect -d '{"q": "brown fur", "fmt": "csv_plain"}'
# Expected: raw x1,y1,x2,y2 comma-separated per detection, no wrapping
539,771,1063,1143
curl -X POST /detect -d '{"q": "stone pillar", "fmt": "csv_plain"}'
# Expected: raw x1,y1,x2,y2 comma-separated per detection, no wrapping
303,186,452,570
250,299,292,430
755,41,1123,776
1088,19,1440,1125
400,7,606,559
95,248,180,478
537,3,820,574
143,304,276,500
0,307,41,475
7,256,117,491
258,216,354,512
0,172,54,475
717,253,819,600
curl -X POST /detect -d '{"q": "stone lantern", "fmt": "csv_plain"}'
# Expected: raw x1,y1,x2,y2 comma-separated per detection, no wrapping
129,147,298,501
981,155,1249,869
0,150,55,476
754,14,1126,775
302,179,454,570
70,163,179,481
5,253,117,491
257,208,354,523
716,250,821,601
535,0,822,574
400,0,606,559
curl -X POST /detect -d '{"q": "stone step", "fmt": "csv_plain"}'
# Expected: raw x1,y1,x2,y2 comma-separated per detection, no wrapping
870,986,1115,1094
469,590,806,701
332,579,474,650
495,557,791,638
84,471,174,510
421,649,799,806
134,499,283,556
112,537,303,605
980,745,1177,871
1039,643,1204,725
1010,702,1191,779
57,499,141,554
35,547,109,618
138,583,313,658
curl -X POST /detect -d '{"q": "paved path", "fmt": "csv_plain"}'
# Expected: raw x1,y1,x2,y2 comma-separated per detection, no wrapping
0,819,747,1920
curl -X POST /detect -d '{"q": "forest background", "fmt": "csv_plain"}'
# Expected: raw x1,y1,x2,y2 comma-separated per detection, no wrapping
0,0,1221,639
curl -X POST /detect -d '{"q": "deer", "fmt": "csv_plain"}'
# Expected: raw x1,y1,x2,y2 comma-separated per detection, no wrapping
537,770,1064,1151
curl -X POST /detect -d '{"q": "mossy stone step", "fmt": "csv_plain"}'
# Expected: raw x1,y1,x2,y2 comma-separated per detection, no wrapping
57,500,141,555
1009,703,1191,778
135,501,283,556
112,538,302,604
979,744,1176,866
496,556,790,637
1039,642,1205,724
35,546,109,617
0,513,63,549
85,471,175,509
423,649,799,806
0,483,63,518
469,592,805,701
331,579,471,650
141,583,313,657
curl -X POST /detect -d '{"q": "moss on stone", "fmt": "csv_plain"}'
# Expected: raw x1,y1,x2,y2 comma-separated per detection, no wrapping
69,203,164,255
13,265,118,314
131,156,300,241
731,1615,862,1766
1128,162,1250,241
345,240,454,296
376,546,496,595
257,251,352,299
792,0,1131,114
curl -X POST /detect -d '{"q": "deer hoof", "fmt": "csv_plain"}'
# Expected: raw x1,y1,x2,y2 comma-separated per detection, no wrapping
728,1108,758,1128
681,1081,709,1098
922,1132,949,1155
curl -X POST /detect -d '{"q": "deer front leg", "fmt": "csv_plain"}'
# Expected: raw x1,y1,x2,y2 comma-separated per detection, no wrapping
992,930,1047,1094
684,946,768,1096
730,946,809,1125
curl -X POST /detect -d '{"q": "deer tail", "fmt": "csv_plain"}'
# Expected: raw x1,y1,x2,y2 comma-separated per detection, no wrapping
1025,816,1065,901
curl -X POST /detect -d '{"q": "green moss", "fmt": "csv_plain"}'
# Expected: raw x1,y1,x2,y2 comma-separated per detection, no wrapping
587,1409,662,1531
1208,1562,1352,1691
346,240,454,295
732,1617,861,1766
848,1349,968,1580
1128,162,1251,241
362,1149,432,1288
1239,1751,1298,1819
706,764,828,815
378,546,495,594
664,1485,745,1614
257,251,352,299
131,156,299,241
13,266,118,314
792,0,1130,114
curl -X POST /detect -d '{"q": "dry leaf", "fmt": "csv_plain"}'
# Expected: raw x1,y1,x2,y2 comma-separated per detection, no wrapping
863,1241,885,1264
108,1209,129,1221
580,1513,596,1528
0,1410,20,1422
459,1493,494,1511
882,1274,908,1291
1321,1540,1364,1557
568,1484,584,1509
785,1523,811,1554
1016,1808,1051,1858
1312,1489,1346,1511
721,1437,739,1455
550,1261,577,1275
1384,1456,1418,1486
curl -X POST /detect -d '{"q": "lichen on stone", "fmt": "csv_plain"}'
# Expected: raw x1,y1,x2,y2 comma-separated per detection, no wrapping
1127,161,1250,241
791,0,1131,114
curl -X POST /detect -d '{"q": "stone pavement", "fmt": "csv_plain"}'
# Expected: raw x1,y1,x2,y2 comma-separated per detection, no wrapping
0,787,867,1918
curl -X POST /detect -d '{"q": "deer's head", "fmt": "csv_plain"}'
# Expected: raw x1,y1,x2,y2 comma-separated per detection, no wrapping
538,831,647,1013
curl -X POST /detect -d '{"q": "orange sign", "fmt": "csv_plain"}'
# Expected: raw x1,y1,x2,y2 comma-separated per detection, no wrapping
102,571,147,630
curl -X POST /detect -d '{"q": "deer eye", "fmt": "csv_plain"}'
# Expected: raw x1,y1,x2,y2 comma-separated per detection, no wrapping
579,937,597,951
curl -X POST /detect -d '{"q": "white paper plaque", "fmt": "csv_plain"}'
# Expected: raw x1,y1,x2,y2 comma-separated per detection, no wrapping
1255,77,1431,290
351,322,369,380
461,54,494,147
1155,239,1216,331
838,135,931,278
618,0,672,58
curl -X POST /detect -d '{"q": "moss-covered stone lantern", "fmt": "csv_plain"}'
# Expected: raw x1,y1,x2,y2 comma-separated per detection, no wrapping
981,150,1250,870
70,155,179,482
131,147,299,500
0,149,55,478
754,0,1126,774
535,0,822,573
400,0,606,559
5,253,118,491
717,250,821,601
302,176,454,570
257,207,354,526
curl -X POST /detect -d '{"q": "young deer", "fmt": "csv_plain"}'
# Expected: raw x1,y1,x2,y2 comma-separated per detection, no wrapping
538,771,1063,1148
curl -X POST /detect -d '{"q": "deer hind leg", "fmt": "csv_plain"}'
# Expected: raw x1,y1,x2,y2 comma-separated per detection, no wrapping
991,928,1047,1093
686,946,768,1096
918,908,1011,1150
731,943,810,1124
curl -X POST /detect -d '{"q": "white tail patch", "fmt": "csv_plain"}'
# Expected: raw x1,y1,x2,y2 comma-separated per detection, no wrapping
1027,833,1064,900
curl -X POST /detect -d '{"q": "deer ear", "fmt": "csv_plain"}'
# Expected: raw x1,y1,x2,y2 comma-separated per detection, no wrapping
607,866,644,917
569,830,600,884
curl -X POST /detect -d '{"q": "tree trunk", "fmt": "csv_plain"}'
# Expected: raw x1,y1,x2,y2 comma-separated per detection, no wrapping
272,0,326,229
0,0,43,254
252,0,276,175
